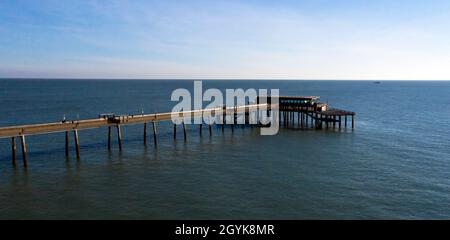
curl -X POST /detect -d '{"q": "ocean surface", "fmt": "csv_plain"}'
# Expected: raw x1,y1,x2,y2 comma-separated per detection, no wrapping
0,79,449,219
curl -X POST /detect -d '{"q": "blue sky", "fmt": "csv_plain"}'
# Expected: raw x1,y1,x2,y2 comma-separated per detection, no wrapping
1,0,450,79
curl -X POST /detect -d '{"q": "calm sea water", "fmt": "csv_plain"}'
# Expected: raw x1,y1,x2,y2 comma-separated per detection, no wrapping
0,80,449,219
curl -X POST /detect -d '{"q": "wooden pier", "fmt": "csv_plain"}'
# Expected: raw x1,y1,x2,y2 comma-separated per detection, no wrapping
0,96,354,168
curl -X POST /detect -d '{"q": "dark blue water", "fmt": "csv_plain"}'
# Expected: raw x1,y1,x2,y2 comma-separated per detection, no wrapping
0,80,449,219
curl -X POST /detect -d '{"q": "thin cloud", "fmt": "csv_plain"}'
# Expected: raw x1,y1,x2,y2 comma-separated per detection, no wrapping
1,0,450,79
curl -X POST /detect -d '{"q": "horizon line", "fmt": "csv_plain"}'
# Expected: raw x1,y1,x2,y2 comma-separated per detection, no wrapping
1,78,450,81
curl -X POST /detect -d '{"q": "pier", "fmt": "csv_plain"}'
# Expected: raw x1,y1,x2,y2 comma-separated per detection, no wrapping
265,96,356,130
0,96,354,168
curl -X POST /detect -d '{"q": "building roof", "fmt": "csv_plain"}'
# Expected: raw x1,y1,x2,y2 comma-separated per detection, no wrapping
273,96,320,101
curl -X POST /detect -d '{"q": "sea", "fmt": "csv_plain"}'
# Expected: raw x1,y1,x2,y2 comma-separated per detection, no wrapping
0,79,449,219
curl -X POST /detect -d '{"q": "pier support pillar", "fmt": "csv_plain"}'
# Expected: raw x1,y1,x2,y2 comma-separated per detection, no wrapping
20,135,27,168
108,126,112,150
352,115,355,129
315,114,319,129
287,112,290,127
294,112,297,126
65,131,69,158
345,115,348,128
339,116,342,129
11,137,16,166
173,124,177,140
222,120,225,132
301,112,304,127
306,113,308,127
313,112,317,129
286,111,288,127
199,123,202,136
232,109,237,132
116,125,122,151
289,112,291,127
143,123,147,145
222,108,226,132
278,110,281,126
152,122,157,146
293,112,295,126
293,112,296,126
323,114,325,129
73,130,80,159
285,111,288,127
208,117,213,136
182,121,187,142
287,111,289,127
231,112,235,133
316,114,319,129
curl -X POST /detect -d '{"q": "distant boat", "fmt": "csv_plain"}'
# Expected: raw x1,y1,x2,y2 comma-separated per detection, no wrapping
373,81,381,84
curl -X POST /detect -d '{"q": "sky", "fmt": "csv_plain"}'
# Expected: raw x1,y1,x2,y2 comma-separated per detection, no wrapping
1,0,450,80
